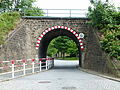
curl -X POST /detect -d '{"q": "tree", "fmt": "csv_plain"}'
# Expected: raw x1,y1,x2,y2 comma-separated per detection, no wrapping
0,0,44,16
67,40,78,57
88,0,115,29
22,7,44,16
0,0,13,9
47,36,78,58
13,0,36,9
0,0,36,9
47,40,58,57
53,36,68,58
88,0,120,60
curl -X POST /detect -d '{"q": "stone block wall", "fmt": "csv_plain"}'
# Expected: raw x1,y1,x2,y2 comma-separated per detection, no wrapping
0,17,118,76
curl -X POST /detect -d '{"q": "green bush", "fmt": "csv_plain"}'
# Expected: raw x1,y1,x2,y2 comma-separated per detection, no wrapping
22,7,44,16
0,12,20,44
87,0,115,29
47,36,78,58
88,0,120,60
101,26,120,60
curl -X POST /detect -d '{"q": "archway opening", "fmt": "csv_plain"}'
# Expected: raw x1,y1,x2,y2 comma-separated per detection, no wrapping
47,36,79,60
36,26,83,67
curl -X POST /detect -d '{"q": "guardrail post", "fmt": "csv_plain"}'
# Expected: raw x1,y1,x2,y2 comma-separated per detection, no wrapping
40,61,41,71
32,59,35,73
46,60,48,70
39,59,42,71
11,60,15,78
22,60,26,75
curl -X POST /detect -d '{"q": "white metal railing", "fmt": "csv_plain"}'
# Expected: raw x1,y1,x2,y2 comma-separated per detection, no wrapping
0,8,88,17
42,9,87,17
0,58,54,81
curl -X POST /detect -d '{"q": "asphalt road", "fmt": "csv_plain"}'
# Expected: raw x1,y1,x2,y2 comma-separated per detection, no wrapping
0,60,120,90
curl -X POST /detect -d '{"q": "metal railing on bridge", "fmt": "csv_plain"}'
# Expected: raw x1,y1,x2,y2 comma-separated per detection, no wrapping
0,58,54,81
41,9,87,17
0,8,88,18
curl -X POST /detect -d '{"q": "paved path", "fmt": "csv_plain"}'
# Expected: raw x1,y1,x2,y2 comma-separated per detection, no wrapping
0,60,120,90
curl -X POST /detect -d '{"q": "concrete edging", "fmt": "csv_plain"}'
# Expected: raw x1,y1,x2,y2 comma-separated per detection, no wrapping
78,67,120,82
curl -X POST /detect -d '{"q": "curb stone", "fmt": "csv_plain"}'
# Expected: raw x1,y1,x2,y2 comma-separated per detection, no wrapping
78,67,120,82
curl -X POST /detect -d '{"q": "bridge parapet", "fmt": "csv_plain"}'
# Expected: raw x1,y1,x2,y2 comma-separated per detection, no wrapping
0,8,87,18
41,9,87,17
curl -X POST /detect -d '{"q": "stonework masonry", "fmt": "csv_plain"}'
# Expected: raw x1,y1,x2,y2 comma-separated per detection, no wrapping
0,17,118,76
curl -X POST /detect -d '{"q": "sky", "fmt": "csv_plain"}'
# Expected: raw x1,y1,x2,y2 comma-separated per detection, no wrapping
33,0,120,9
33,0,120,17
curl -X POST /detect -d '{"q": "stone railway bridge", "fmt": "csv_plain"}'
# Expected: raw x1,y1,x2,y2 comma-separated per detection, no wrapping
0,16,116,75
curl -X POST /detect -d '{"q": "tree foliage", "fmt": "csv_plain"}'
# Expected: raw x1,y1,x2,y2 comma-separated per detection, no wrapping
0,0,35,9
53,36,68,54
88,0,116,29
100,25,120,60
47,36,78,58
47,40,58,57
87,0,120,60
0,0,44,16
22,7,44,16
66,40,78,57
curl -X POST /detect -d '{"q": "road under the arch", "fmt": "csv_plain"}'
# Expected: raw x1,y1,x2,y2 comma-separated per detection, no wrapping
38,28,82,66
0,60,120,90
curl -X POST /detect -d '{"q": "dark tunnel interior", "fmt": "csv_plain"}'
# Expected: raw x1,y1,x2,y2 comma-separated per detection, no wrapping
38,29,82,66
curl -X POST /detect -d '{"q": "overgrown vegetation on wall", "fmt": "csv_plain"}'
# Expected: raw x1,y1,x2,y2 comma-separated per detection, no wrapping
0,12,20,45
88,0,120,60
0,0,44,45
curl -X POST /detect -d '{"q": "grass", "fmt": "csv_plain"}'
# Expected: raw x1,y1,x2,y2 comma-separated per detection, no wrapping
56,57,79,60
0,12,20,45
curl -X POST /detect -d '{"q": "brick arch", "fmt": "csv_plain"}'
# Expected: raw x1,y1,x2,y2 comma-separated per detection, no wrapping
36,26,84,51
